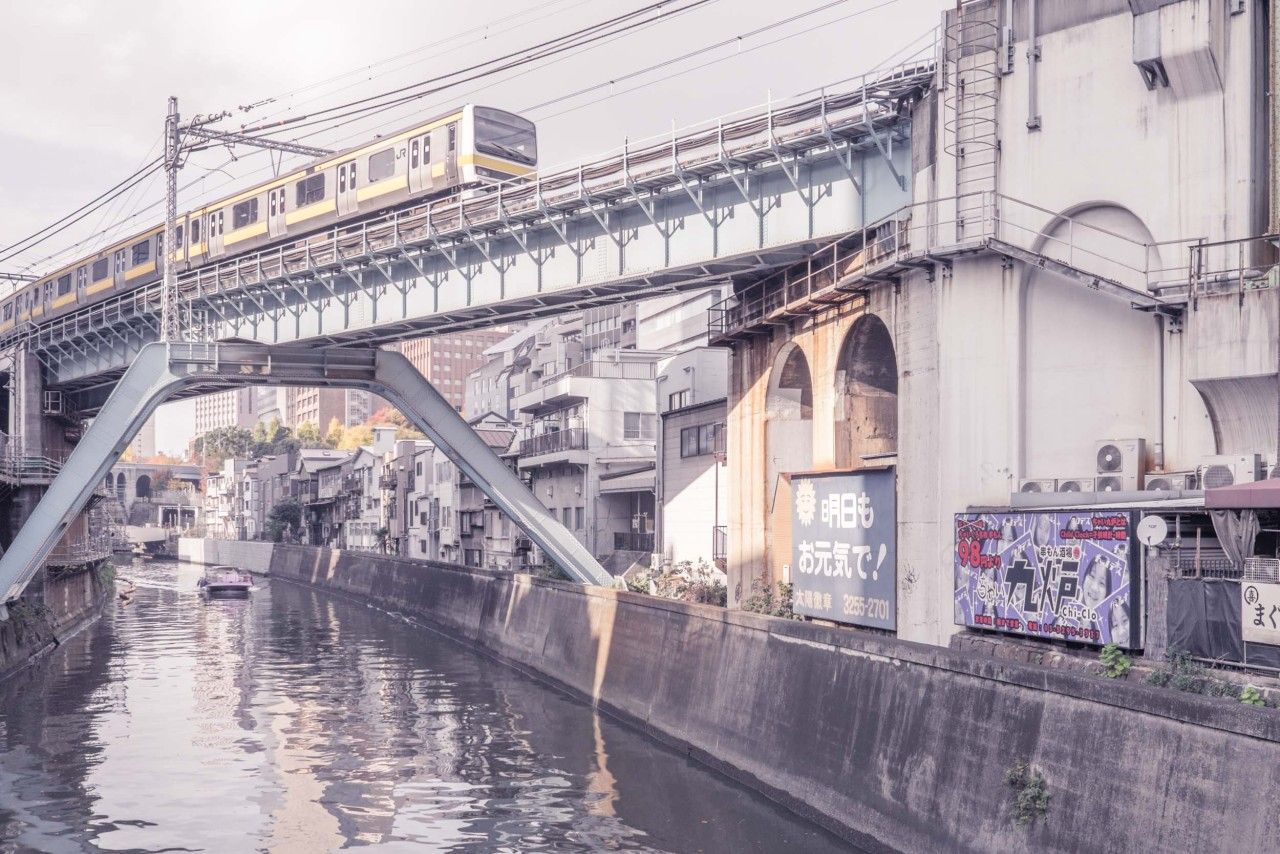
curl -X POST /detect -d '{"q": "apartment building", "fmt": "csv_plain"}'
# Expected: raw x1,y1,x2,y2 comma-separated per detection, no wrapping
399,328,513,412
655,347,729,570
287,387,347,433
193,388,256,435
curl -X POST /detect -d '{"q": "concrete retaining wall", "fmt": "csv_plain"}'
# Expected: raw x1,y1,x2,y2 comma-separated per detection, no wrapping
179,538,1280,852
0,563,113,681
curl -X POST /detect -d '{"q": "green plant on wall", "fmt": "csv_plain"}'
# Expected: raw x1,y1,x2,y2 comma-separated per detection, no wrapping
1240,685,1266,707
1005,760,1050,825
1099,643,1132,679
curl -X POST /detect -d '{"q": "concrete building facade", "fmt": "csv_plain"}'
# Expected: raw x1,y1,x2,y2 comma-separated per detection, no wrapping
721,0,1273,647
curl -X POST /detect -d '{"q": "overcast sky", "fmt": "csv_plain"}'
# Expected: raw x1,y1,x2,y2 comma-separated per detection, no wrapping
0,0,949,455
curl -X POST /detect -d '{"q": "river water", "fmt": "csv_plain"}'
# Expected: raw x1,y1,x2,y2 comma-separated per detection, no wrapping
0,560,858,853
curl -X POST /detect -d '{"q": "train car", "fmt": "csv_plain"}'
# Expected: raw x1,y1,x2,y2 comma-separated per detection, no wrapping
5,104,536,330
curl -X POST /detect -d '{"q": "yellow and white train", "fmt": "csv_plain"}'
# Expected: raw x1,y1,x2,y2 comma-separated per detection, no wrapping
1,104,536,331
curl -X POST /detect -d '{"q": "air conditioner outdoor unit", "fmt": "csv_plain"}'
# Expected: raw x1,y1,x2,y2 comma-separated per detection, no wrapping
1056,477,1096,493
1095,438,1146,491
1017,478,1056,493
1143,471,1200,492
1198,454,1264,490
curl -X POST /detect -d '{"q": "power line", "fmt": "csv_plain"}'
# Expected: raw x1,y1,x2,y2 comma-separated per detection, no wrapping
0,159,163,265
232,0,717,138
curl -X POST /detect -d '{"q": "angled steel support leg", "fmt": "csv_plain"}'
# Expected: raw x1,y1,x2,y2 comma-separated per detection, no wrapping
0,344,186,601
0,342,611,604
371,350,610,587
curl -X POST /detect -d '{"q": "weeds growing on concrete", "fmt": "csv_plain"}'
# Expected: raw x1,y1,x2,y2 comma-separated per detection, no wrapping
1005,760,1050,825
625,560,727,606
740,577,797,619
1099,643,1132,679
1240,685,1266,706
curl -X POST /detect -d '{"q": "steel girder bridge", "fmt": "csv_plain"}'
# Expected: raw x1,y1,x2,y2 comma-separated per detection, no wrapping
0,62,932,603
13,62,931,410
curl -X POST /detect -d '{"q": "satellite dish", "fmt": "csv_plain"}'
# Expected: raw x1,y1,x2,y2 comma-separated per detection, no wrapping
1137,515,1169,547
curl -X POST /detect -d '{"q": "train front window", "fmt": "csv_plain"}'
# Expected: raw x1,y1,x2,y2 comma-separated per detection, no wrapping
474,108,536,166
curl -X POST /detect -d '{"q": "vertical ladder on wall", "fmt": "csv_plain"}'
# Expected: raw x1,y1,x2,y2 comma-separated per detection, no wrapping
944,2,1001,241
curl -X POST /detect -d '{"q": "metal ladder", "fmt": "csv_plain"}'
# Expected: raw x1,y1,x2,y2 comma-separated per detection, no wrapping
944,3,1001,241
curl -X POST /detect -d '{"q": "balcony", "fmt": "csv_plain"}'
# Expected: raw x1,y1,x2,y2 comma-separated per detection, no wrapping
713,525,728,562
613,531,655,552
515,359,657,414
518,428,588,459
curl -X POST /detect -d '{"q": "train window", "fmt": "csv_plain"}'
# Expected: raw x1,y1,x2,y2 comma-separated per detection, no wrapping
349,161,356,187
191,217,202,244
474,108,536,165
296,174,325,206
217,211,224,233
132,240,150,265
44,282,52,301
232,198,259,229
369,148,395,182
92,258,108,280
2,304,10,321
175,224,184,248
339,166,346,193
56,274,71,295
423,136,431,161
448,123,456,152
269,193,276,216
410,138,419,170
115,249,128,272
76,267,87,288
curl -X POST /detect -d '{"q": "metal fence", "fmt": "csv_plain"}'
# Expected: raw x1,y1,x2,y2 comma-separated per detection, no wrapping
518,428,588,457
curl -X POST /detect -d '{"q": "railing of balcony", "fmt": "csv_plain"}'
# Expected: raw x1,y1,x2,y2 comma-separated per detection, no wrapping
613,531,655,552
535,359,657,388
518,428,589,457
712,525,728,562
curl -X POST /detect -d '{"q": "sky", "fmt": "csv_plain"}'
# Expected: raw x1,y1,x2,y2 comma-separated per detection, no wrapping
0,0,950,455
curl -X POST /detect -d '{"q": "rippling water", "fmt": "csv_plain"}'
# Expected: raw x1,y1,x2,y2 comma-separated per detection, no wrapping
0,560,857,853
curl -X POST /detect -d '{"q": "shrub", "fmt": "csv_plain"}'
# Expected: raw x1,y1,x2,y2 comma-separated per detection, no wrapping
1005,760,1050,825
1099,643,1132,679
740,577,798,619
1240,685,1266,707
1147,648,1239,698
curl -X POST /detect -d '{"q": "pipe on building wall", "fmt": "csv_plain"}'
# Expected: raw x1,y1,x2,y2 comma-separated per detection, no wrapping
1027,0,1041,129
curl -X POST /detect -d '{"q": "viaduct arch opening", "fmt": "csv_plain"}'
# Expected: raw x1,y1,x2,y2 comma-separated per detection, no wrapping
834,314,898,469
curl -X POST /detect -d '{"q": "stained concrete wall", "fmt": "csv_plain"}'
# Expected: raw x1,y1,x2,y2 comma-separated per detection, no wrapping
0,565,112,681
180,538,1280,853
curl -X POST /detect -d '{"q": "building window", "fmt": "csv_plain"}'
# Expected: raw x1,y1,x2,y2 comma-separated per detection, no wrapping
680,423,723,458
668,390,690,410
574,507,584,530
623,412,655,440
296,173,326,207
368,147,396,182
232,198,259,229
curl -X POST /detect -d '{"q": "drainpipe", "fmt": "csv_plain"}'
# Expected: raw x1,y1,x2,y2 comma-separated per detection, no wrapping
1027,0,1041,130
1273,0,1280,470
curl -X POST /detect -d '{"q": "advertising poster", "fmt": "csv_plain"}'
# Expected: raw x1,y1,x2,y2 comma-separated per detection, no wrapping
954,511,1141,649
790,468,896,630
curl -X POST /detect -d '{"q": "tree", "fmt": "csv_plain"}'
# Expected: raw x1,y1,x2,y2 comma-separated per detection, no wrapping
366,406,425,440
325,417,345,449
296,421,325,446
266,498,303,543
192,426,255,470
337,424,373,450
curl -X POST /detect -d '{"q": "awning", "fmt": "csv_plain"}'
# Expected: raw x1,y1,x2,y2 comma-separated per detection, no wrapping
1205,478,1280,509
598,468,655,494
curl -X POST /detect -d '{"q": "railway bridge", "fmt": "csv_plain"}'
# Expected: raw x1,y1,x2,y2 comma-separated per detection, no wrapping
0,63,932,603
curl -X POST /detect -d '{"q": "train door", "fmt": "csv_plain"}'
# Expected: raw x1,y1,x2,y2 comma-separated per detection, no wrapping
267,187,287,238
408,133,434,194
208,210,225,257
445,122,458,185
337,160,358,216
113,247,128,287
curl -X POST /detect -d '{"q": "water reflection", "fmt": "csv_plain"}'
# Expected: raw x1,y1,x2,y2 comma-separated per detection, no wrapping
0,560,856,852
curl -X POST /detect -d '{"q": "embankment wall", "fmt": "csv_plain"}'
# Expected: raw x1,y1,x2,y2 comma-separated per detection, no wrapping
0,563,113,681
178,538,1280,853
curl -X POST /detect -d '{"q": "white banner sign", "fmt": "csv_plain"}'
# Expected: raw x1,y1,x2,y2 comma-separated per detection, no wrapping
1242,581,1280,646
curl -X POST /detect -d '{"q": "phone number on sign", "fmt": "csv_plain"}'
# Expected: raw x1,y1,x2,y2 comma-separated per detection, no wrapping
842,594,890,621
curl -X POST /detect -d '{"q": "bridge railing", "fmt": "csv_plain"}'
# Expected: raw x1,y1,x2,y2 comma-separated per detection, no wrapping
710,190,1208,339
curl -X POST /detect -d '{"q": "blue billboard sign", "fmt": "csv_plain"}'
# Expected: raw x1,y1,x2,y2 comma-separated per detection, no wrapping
790,468,896,630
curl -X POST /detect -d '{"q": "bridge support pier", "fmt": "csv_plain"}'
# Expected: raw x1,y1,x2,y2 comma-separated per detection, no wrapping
0,342,612,603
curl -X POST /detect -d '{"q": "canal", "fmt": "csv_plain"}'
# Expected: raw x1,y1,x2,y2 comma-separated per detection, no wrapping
0,560,858,852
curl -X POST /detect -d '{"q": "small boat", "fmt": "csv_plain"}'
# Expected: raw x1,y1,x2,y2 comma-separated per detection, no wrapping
199,565,253,596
